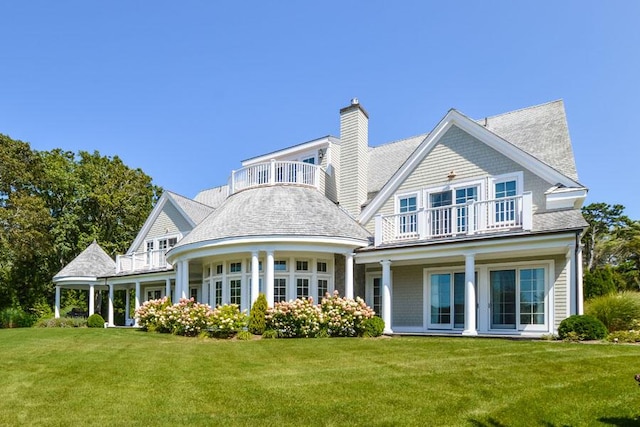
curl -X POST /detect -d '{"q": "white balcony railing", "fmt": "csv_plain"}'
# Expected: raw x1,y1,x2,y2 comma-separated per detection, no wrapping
374,193,533,246
116,249,171,274
229,160,322,194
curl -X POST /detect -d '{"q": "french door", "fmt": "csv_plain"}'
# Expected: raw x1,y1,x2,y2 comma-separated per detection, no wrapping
490,268,546,331
428,272,467,329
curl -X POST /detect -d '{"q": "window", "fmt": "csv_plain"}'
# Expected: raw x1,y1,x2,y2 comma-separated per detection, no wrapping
158,237,178,251
274,260,287,271
490,267,546,330
147,289,162,301
230,262,242,273
398,195,418,235
146,241,154,252
494,179,518,224
428,272,474,329
274,278,287,303
214,281,223,306
216,264,223,275
190,288,198,301
297,278,309,298
317,261,327,273
372,277,381,316
230,280,242,305
455,186,478,233
430,191,452,236
296,260,309,271
317,279,328,303
302,156,315,164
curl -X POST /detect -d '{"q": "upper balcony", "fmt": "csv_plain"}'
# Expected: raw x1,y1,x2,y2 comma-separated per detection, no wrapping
374,193,533,246
229,160,324,194
115,249,171,274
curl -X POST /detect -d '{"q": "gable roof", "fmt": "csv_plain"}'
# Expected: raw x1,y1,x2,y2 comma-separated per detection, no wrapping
361,103,585,224
126,190,215,254
53,241,116,280
171,185,371,253
365,100,580,203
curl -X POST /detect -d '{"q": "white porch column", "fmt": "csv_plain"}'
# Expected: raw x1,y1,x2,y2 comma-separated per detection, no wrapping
567,246,575,316
165,278,171,302
88,285,95,316
462,253,478,336
180,261,189,300
134,281,141,327
380,260,392,334
345,253,354,299
54,286,61,318
108,283,115,327
125,288,131,325
265,250,274,307
251,251,260,307
577,243,584,315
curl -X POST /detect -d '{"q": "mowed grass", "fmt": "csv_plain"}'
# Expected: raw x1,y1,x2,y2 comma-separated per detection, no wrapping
1,329,639,426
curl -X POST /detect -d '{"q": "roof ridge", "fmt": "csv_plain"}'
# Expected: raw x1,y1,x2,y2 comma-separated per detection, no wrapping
166,190,215,209
370,132,429,150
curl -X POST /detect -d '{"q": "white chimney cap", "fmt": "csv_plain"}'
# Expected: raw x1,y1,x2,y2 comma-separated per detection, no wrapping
351,98,359,105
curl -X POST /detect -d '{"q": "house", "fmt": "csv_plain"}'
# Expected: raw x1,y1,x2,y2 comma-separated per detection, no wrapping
53,99,587,336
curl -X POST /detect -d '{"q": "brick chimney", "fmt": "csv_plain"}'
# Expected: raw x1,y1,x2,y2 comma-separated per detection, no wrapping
339,98,369,219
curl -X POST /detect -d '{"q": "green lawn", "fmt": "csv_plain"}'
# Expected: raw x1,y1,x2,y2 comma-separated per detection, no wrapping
1,328,638,426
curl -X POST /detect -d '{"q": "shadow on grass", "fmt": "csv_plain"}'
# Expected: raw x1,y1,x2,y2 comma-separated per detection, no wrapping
468,418,508,427
598,416,640,427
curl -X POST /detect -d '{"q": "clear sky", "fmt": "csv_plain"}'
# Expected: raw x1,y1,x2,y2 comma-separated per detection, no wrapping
1,1,639,220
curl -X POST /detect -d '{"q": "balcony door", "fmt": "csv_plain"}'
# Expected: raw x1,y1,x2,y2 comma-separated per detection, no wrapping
428,186,478,237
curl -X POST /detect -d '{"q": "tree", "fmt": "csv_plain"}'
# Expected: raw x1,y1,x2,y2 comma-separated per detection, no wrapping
582,203,630,271
0,134,161,312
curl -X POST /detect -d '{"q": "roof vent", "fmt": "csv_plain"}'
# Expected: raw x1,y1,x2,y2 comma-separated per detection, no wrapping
351,98,359,105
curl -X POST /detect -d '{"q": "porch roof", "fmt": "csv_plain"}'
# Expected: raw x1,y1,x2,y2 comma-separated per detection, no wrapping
53,241,116,281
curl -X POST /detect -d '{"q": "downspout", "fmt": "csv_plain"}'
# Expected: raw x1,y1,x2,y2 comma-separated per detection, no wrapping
575,231,584,315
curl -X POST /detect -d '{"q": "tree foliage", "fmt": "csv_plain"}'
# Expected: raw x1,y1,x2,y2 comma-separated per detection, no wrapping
0,133,161,312
581,202,639,296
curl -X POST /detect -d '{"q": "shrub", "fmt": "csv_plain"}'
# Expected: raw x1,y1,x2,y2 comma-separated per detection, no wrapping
208,304,248,338
236,330,253,341
261,329,278,339
35,317,86,328
248,293,268,335
266,298,322,338
584,267,619,299
361,316,385,337
585,292,640,332
558,315,608,341
0,307,36,328
320,291,376,337
136,297,172,332
87,313,106,328
607,330,640,343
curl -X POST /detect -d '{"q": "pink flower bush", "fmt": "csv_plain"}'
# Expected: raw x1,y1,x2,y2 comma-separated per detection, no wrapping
265,292,376,338
135,298,247,338
320,291,376,337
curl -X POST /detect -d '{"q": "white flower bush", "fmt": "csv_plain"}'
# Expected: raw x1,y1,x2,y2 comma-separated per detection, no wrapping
136,297,247,338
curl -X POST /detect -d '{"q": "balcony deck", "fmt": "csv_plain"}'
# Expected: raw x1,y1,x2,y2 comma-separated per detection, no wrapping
229,160,323,194
115,250,172,274
374,193,533,247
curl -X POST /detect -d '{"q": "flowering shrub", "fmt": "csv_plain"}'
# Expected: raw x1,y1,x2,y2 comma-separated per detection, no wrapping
135,297,247,338
320,291,376,337
266,298,322,338
265,292,377,338
208,304,248,338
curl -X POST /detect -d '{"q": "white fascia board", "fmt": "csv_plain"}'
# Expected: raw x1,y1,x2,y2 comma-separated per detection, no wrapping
52,276,100,285
107,271,175,285
355,232,576,265
167,236,369,264
241,137,334,166
545,188,588,210
360,109,583,224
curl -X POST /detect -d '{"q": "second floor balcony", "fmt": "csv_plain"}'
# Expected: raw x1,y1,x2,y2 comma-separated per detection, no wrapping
374,193,533,246
229,160,324,194
116,249,171,274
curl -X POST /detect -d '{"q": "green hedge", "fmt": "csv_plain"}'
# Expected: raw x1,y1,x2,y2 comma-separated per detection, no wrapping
558,315,607,341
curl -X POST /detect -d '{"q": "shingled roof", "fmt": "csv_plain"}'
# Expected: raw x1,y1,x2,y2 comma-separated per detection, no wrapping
173,185,372,249
165,191,214,224
54,241,116,280
366,100,579,198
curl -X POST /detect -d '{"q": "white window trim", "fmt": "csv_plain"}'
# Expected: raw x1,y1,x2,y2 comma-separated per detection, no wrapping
395,191,420,213
422,178,486,208
423,267,475,331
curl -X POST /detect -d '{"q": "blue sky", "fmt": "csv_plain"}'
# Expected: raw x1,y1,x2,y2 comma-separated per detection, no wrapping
1,1,639,220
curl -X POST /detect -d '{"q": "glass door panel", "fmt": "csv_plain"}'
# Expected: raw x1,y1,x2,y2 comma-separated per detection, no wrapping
430,274,452,328
490,270,516,329
430,191,452,236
